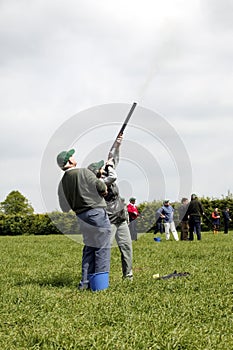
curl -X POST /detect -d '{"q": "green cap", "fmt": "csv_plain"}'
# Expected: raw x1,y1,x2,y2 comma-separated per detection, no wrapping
129,197,136,202
191,193,197,199
57,149,75,168
87,160,104,175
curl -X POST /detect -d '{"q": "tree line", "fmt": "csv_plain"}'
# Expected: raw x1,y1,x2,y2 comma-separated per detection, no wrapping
0,190,232,236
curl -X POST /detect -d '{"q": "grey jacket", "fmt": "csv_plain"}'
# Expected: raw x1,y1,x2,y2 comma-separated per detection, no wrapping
102,161,127,225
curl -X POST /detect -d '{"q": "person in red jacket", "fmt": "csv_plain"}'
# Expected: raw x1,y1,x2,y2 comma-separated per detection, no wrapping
127,197,139,241
212,208,220,234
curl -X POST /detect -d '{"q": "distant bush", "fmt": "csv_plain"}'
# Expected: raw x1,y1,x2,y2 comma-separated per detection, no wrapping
137,200,163,232
49,211,80,235
0,212,80,236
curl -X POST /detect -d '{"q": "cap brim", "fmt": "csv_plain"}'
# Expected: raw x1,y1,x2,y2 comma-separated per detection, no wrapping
87,160,104,174
64,149,75,164
97,160,104,169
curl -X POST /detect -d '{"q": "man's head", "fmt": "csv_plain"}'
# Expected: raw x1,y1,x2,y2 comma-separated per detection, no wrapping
163,200,170,206
87,160,105,178
181,197,189,205
191,193,197,200
57,149,76,170
129,197,136,204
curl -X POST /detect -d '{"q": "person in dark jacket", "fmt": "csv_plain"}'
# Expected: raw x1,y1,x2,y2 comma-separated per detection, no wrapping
222,207,231,234
186,194,204,241
178,198,189,240
57,148,112,290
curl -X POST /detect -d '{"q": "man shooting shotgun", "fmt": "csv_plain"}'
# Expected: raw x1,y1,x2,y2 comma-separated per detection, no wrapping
87,102,137,280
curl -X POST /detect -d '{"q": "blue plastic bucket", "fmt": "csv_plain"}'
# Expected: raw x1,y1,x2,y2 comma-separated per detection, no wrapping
88,272,109,291
154,237,161,242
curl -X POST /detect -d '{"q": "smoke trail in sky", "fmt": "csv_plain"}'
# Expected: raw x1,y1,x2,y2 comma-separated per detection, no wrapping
136,20,185,102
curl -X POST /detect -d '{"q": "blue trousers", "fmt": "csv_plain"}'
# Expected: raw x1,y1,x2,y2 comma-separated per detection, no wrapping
77,208,111,285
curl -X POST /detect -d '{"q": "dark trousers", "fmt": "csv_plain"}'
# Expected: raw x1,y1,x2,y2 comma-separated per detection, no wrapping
154,221,164,234
129,219,138,241
224,220,229,234
180,221,189,240
189,216,201,240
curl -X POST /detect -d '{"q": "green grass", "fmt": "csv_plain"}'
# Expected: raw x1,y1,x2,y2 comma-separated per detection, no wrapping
0,232,233,350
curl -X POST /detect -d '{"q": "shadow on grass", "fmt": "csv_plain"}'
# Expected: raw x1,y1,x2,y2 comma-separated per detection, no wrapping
15,274,76,288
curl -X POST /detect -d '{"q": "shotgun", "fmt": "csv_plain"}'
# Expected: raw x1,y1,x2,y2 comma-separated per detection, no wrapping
108,102,137,160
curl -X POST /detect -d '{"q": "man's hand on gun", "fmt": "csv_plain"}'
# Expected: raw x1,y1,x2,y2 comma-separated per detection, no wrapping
106,158,115,167
116,134,123,144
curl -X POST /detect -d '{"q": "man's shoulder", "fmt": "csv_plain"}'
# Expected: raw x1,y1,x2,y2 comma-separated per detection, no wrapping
163,206,172,211
64,167,78,174
65,167,91,176
127,203,134,209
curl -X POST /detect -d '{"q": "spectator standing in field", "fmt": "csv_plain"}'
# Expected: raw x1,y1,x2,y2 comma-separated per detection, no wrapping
222,207,231,234
127,197,140,241
88,136,133,281
178,198,189,241
157,200,179,241
212,208,221,234
186,194,204,241
57,149,111,290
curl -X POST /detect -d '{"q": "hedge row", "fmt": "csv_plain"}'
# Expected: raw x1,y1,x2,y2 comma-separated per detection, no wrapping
0,197,233,236
0,212,79,236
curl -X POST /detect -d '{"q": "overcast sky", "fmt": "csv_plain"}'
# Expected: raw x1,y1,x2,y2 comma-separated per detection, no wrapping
1,0,233,213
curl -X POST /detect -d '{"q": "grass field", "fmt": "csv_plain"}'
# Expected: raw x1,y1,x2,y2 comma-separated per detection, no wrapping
0,232,233,350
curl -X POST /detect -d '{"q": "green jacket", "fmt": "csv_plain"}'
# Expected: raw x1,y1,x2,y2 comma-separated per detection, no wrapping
58,168,107,214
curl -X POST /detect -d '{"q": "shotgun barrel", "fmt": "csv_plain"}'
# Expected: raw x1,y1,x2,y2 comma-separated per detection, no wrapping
108,102,137,160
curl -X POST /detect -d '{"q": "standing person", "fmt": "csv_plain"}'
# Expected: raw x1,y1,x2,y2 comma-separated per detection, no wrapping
57,148,112,290
178,198,189,241
157,200,179,241
212,208,221,234
222,207,231,234
88,137,133,281
186,194,204,241
127,197,140,241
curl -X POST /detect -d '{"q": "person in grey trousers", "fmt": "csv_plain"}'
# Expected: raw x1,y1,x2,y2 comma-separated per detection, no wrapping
88,136,133,280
